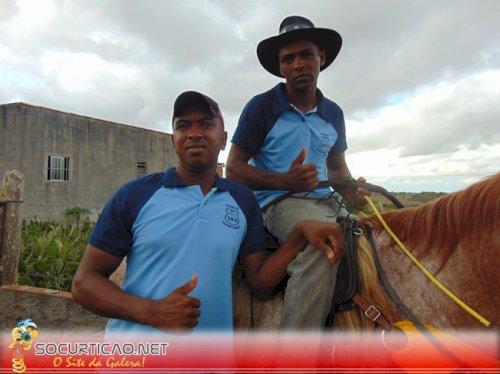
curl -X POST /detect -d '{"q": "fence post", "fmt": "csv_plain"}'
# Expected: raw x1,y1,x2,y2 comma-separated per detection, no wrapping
0,169,24,286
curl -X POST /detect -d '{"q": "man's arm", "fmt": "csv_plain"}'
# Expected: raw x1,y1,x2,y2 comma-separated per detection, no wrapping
72,245,201,333
326,152,352,179
226,144,318,192
242,220,345,298
327,152,368,210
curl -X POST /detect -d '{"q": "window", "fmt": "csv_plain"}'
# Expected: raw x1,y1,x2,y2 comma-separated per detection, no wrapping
137,161,147,177
47,156,70,181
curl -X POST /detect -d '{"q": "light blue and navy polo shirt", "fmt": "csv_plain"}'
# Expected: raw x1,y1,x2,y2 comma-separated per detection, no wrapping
232,83,347,207
89,167,265,335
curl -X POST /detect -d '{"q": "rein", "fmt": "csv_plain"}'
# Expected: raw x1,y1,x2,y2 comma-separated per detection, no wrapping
315,181,476,367
362,223,455,361
260,177,406,213
364,223,431,333
364,195,493,328
364,224,473,368
255,178,493,367
259,178,494,331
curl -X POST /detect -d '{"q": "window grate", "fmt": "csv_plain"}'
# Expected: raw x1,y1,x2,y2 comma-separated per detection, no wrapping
48,156,70,181
137,162,147,177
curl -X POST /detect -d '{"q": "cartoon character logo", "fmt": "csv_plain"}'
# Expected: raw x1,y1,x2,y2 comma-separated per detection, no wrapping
9,319,38,374
223,206,240,229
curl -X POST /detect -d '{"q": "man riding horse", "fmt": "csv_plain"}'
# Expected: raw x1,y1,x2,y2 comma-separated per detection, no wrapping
227,15,369,330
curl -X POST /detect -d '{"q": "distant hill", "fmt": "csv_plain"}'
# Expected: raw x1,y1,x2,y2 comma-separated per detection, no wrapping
391,191,447,208
362,191,448,214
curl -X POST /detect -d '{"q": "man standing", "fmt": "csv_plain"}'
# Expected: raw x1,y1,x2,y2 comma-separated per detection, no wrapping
227,16,367,330
72,90,344,335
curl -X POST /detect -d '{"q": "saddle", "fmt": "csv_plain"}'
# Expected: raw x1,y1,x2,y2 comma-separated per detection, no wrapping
332,216,361,312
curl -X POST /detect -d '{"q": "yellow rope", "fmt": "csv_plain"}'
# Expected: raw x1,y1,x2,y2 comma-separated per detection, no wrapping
364,195,491,327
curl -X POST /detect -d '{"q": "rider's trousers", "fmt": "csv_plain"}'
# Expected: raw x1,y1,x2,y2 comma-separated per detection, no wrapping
263,196,349,330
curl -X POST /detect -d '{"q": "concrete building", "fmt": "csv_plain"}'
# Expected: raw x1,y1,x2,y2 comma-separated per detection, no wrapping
0,102,176,221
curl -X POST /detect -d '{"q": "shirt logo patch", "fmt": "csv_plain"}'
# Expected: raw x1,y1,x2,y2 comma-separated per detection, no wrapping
223,205,240,229
317,133,332,154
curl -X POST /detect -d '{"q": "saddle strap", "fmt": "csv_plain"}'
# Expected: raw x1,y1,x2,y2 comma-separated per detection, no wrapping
351,293,392,330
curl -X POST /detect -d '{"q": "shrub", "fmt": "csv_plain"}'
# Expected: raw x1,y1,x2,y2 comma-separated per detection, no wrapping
19,220,94,291
64,206,91,225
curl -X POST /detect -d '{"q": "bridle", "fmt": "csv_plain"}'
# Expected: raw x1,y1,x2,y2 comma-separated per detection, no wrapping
258,177,492,366
260,177,405,213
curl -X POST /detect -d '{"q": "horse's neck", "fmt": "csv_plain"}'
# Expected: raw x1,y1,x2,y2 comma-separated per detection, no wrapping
373,227,500,330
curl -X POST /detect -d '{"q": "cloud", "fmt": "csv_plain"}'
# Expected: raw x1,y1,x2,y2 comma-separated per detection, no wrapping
0,0,20,22
348,68,500,155
320,0,500,114
0,0,498,191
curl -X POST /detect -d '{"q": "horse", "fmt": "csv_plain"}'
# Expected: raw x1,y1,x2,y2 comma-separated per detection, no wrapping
234,172,500,333
359,172,500,331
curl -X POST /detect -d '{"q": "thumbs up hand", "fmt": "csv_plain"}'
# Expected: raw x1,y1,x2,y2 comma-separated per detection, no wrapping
284,147,318,192
176,273,199,295
149,274,201,334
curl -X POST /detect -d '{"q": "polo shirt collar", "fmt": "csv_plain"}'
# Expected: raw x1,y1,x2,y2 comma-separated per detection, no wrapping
162,167,231,191
272,83,327,117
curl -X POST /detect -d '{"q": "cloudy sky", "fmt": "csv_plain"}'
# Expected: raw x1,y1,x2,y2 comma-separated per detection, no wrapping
1,0,499,192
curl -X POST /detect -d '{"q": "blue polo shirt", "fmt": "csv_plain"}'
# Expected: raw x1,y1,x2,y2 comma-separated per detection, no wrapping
89,167,265,335
232,83,347,207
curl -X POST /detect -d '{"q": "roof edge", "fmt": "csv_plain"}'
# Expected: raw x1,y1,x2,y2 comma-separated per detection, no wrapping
0,102,171,136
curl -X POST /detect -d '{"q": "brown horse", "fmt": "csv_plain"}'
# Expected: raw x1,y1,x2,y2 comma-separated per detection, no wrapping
234,173,500,333
359,172,500,331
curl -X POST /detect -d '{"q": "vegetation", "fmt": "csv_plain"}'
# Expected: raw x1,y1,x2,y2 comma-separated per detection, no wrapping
359,191,447,214
18,208,94,291
64,206,91,225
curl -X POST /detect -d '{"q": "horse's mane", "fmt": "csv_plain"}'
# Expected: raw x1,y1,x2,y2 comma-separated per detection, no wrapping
361,173,500,267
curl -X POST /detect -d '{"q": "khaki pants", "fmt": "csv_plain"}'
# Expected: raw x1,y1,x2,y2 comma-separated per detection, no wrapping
263,196,348,330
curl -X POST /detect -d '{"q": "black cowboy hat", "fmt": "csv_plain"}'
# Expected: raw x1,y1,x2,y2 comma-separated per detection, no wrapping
257,16,342,78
